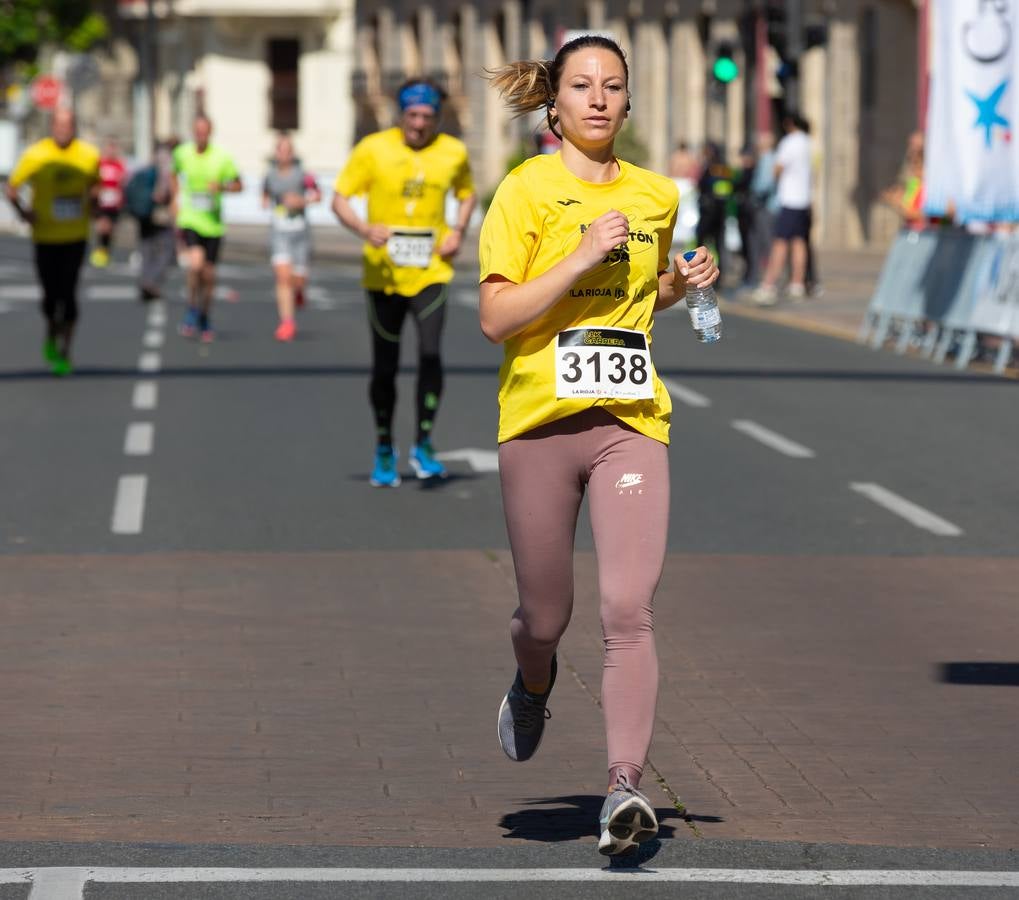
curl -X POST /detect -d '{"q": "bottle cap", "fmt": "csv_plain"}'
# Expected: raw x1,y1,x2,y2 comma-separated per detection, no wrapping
682,250,697,262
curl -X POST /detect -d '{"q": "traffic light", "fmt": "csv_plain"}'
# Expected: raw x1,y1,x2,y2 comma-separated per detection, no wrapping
712,41,739,84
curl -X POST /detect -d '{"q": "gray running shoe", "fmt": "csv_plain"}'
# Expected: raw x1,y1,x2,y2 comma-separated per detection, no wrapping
597,773,659,855
496,655,557,762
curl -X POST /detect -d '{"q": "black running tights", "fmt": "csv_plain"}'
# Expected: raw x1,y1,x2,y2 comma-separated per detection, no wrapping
366,284,447,446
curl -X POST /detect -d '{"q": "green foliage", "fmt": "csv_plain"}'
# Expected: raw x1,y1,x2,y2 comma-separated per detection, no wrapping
0,0,108,65
614,123,649,168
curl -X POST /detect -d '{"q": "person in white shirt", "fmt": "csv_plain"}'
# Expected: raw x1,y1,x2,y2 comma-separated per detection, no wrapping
754,113,813,305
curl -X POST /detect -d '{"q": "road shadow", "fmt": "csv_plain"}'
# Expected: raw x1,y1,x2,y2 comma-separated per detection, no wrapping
498,794,690,865
345,471,484,487
939,662,1019,686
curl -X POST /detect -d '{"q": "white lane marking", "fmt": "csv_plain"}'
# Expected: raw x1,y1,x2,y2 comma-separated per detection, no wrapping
132,381,158,411
0,284,41,300
123,423,154,456
23,867,87,899
454,288,478,308
146,306,167,328
5,867,1019,893
436,448,499,473
138,352,161,373
143,329,165,349
111,475,147,535
731,419,816,458
85,285,137,301
660,376,711,408
850,482,963,537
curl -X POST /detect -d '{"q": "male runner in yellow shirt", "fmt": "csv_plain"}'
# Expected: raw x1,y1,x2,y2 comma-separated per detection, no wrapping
5,108,99,375
333,79,476,487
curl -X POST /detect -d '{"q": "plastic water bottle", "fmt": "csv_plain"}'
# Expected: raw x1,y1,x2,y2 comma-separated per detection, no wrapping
682,250,722,343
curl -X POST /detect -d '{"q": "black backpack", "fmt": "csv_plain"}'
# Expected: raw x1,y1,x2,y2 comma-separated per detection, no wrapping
124,166,157,219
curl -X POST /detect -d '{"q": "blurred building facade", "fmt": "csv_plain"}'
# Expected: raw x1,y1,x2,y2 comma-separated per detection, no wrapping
351,0,920,249
15,0,917,247
116,0,356,175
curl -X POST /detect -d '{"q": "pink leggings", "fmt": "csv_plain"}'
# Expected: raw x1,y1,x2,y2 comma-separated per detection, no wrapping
498,407,669,788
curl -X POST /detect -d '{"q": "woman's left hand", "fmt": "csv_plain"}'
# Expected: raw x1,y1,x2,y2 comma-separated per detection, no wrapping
677,245,720,289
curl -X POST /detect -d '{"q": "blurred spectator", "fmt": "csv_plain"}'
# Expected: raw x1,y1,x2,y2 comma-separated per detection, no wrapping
880,133,950,231
744,131,779,289
733,145,758,287
754,113,813,305
92,137,127,268
125,138,177,302
668,140,701,180
696,141,734,280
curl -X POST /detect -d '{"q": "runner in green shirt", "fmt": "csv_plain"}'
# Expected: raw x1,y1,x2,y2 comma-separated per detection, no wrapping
172,114,242,342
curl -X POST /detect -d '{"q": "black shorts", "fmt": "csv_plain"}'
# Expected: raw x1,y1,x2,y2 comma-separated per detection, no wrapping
181,228,222,263
774,207,811,241
96,209,120,223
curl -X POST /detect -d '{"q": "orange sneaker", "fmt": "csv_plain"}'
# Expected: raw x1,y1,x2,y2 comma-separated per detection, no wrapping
274,319,296,342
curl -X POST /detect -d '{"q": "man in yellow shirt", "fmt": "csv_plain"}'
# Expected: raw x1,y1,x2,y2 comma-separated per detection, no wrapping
333,79,476,487
5,108,99,375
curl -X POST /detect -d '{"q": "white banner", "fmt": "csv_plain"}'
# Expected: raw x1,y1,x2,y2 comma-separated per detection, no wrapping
926,0,1019,222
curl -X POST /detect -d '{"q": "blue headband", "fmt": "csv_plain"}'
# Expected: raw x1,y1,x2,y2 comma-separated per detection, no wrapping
399,83,442,112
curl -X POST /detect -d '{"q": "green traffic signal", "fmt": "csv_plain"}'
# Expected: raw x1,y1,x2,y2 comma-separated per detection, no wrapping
713,55,739,83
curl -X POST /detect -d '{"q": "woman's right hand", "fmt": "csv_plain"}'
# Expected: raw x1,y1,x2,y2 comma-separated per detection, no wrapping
572,209,630,273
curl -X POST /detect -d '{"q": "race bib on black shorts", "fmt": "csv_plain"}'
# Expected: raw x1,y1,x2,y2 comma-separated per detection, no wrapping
555,327,654,400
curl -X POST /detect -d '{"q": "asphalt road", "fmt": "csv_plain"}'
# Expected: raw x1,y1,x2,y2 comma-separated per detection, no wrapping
0,233,1017,899
1,237,1015,557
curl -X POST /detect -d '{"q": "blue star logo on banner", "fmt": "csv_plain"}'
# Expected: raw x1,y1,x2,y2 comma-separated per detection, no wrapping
967,80,1011,147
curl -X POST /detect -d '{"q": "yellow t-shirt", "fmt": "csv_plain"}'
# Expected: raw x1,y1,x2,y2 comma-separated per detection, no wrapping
479,153,679,445
8,138,100,244
334,128,475,296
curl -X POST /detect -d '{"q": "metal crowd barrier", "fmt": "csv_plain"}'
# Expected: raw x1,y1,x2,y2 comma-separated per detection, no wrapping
858,229,1018,374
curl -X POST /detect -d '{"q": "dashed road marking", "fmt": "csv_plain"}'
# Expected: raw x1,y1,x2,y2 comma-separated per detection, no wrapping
85,285,137,301
138,352,161,373
123,423,154,456
731,419,816,458
437,448,499,472
132,381,158,411
850,482,963,537
143,329,165,349
146,306,167,328
661,376,711,408
110,476,147,535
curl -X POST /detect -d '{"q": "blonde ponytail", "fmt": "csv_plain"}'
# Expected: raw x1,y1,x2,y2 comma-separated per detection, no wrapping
485,61,553,116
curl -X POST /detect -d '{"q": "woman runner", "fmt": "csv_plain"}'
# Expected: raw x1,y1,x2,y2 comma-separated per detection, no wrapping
480,35,718,855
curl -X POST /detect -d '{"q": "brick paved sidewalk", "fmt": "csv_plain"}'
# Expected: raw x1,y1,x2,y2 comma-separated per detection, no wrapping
1,551,1016,849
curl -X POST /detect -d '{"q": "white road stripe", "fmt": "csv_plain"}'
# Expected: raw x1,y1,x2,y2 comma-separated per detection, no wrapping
146,307,167,328
85,285,137,301
0,284,40,300
138,352,161,373
5,867,1019,895
731,419,816,458
850,482,963,537
124,423,154,456
143,329,165,349
660,377,711,408
132,381,158,411
110,476,147,535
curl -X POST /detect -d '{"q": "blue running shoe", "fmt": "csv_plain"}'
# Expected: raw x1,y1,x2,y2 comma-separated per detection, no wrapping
409,439,447,480
369,445,401,488
179,306,200,338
